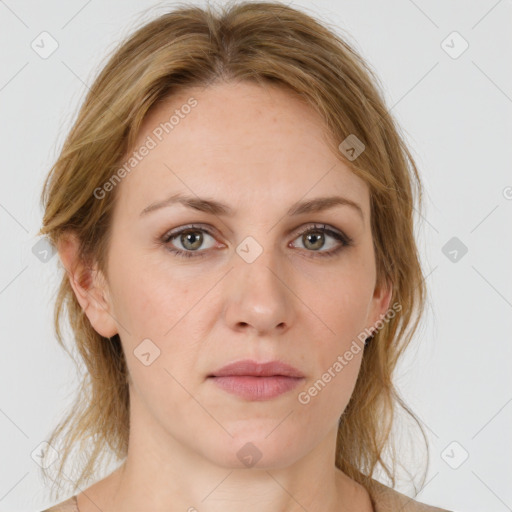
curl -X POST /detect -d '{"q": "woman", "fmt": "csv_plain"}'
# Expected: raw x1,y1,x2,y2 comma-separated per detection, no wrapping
38,1,453,511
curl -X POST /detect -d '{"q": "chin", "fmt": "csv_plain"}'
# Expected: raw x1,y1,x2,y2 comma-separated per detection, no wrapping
201,431,306,471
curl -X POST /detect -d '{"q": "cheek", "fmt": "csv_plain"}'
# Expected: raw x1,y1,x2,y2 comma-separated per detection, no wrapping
109,249,194,336
303,267,373,401
296,344,363,431
309,271,374,343
109,257,207,374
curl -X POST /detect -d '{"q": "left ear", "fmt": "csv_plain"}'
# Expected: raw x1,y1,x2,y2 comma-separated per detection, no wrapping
367,277,393,335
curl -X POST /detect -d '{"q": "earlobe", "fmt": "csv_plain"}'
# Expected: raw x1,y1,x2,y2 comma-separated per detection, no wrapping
57,232,118,338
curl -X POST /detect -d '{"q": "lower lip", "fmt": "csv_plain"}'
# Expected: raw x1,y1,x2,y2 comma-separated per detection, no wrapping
208,376,304,401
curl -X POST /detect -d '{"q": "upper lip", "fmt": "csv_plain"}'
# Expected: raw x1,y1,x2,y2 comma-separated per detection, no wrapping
208,359,305,378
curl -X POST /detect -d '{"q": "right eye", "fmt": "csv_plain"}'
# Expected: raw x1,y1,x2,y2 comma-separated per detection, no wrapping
162,225,219,259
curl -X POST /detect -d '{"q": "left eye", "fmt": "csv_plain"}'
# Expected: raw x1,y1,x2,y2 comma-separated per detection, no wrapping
161,223,352,259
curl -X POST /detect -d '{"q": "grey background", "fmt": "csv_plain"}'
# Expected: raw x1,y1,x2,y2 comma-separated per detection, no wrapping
0,0,511,511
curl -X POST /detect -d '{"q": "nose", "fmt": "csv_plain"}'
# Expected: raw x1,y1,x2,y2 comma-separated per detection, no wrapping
222,247,295,337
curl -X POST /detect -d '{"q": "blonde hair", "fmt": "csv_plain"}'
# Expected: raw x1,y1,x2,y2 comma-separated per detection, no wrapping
38,0,429,501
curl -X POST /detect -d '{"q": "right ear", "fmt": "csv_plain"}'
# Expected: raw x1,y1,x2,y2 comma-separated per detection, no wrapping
57,231,118,338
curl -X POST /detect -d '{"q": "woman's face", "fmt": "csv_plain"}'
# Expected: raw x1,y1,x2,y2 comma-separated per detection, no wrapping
75,81,391,469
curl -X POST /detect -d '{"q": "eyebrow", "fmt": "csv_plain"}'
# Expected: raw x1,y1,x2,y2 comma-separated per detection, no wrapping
140,193,364,221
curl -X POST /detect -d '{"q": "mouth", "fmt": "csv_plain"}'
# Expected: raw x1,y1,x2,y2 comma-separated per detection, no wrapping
207,359,305,401
208,359,305,378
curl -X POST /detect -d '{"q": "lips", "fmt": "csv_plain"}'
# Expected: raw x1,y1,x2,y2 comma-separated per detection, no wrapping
208,359,305,378
207,359,305,401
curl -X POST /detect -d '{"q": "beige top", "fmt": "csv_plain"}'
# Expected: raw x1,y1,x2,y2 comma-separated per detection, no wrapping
41,478,453,511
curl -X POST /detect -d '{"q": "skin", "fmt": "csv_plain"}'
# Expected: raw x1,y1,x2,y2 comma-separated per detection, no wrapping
58,80,392,512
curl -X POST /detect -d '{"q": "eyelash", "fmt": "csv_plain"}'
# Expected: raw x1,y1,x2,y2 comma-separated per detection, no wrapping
160,223,353,260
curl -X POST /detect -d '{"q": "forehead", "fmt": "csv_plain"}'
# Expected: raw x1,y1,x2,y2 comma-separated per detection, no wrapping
116,81,369,218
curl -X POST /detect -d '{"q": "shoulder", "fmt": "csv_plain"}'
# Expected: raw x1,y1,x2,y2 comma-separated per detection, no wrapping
40,495,79,512
367,478,454,512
